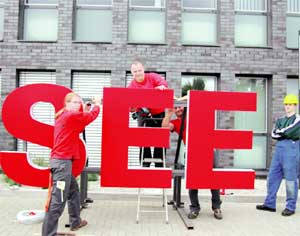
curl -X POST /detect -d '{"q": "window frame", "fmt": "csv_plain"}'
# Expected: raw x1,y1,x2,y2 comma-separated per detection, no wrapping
286,0,300,49
181,0,219,46
73,0,113,42
20,0,59,42
127,0,167,44
234,0,270,48
234,75,270,170
0,0,4,41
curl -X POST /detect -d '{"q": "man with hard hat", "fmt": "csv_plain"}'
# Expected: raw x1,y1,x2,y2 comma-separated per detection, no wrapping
256,94,300,216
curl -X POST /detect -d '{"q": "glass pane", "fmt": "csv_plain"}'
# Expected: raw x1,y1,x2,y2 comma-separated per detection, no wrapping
26,0,58,4
233,136,267,168
181,75,216,92
234,79,266,132
286,16,300,48
235,14,267,47
235,0,265,11
287,0,300,13
24,8,58,41
75,9,112,42
128,10,165,43
182,12,217,45
77,0,112,5
286,78,299,113
0,8,3,40
130,0,165,7
183,0,216,9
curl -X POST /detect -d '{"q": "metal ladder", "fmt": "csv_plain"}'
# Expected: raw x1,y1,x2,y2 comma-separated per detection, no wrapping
136,147,169,224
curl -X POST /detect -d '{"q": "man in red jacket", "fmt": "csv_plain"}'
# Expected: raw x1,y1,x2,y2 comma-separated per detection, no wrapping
42,92,100,236
128,60,168,167
162,106,223,220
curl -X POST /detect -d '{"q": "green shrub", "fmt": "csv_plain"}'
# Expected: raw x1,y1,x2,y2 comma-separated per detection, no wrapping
88,173,98,181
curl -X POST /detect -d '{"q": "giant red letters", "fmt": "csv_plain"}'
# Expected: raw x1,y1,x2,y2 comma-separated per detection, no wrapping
0,85,257,189
0,84,86,187
186,91,256,189
101,88,173,188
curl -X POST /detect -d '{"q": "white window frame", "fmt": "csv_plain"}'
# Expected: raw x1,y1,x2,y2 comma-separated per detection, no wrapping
234,0,269,47
129,0,165,9
76,0,112,10
286,0,300,48
182,0,217,11
181,0,218,45
74,0,113,42
128,1,166,44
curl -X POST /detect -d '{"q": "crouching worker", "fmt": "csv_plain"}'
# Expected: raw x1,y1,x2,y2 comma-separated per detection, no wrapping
256,94,300,216
162,106,223,220
42,93,101,236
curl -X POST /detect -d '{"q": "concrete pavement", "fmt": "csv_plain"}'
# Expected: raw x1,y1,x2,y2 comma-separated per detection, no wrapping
0,178,300,236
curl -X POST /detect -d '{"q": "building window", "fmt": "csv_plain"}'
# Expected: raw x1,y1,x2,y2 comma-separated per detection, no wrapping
22,0,58,41
287,0,300,48
72,71,111,168
74,0,112,42
235,0,268,47
0,1,4,40
128,0,166,44
182,0,218,45
287,76,299,112
234,77,267,169
17,71,56,167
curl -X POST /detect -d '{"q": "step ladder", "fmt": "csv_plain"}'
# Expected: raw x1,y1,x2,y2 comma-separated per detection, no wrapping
136,148,169,224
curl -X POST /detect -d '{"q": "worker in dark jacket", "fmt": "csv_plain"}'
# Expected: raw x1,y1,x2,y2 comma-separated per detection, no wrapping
256,94,300,216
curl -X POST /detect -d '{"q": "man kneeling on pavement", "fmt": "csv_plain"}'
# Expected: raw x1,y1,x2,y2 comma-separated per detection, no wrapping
162,106,223,220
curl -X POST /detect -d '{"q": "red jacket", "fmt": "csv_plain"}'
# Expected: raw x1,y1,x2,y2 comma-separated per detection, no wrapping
128,73,168,115
171,118,186,144
51,106,100,160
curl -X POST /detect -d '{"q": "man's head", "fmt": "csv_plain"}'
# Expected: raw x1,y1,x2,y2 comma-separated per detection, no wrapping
65,92,83,112
174,106,184,118
283,94,298,116
131,60,145,83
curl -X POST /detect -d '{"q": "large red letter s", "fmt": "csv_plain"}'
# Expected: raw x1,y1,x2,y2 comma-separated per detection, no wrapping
0,84,86,187
186,91,256,189
101,88,173,188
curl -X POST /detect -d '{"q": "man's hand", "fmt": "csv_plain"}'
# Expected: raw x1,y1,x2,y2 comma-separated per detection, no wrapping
155,85,167,90
92,96,101,107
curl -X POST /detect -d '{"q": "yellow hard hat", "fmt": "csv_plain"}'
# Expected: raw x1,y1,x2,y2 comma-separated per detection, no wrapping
283,94,298,104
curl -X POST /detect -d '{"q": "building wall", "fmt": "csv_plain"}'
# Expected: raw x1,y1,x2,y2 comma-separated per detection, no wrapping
0,0,298,170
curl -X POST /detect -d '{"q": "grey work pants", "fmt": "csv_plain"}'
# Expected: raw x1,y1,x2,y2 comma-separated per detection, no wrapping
42,159,81,236
189,189,222,213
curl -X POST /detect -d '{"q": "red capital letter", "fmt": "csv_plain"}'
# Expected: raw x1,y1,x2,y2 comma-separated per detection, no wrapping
186,91,256,189
101,88,173,188
0,84,86,187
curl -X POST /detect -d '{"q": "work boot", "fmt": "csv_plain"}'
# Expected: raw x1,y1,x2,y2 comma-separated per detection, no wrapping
187,211,199,219
256,204,276,212
70,219,88,231
281,208,295,216
213,209,223,220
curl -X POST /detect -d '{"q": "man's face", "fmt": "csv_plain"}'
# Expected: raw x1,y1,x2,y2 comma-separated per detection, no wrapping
284,103,296,115
174,106,184,118
66,96,82,112
131,62,145,82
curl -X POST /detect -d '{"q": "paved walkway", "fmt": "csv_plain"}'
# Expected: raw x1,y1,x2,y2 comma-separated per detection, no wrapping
0,177,300,236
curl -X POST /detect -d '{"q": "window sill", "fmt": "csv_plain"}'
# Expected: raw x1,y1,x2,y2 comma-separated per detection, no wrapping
182,44,221,47
127,42,167,46
235,45,273,49
72,41,112,44
17,40,58,43
285,47,299,50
